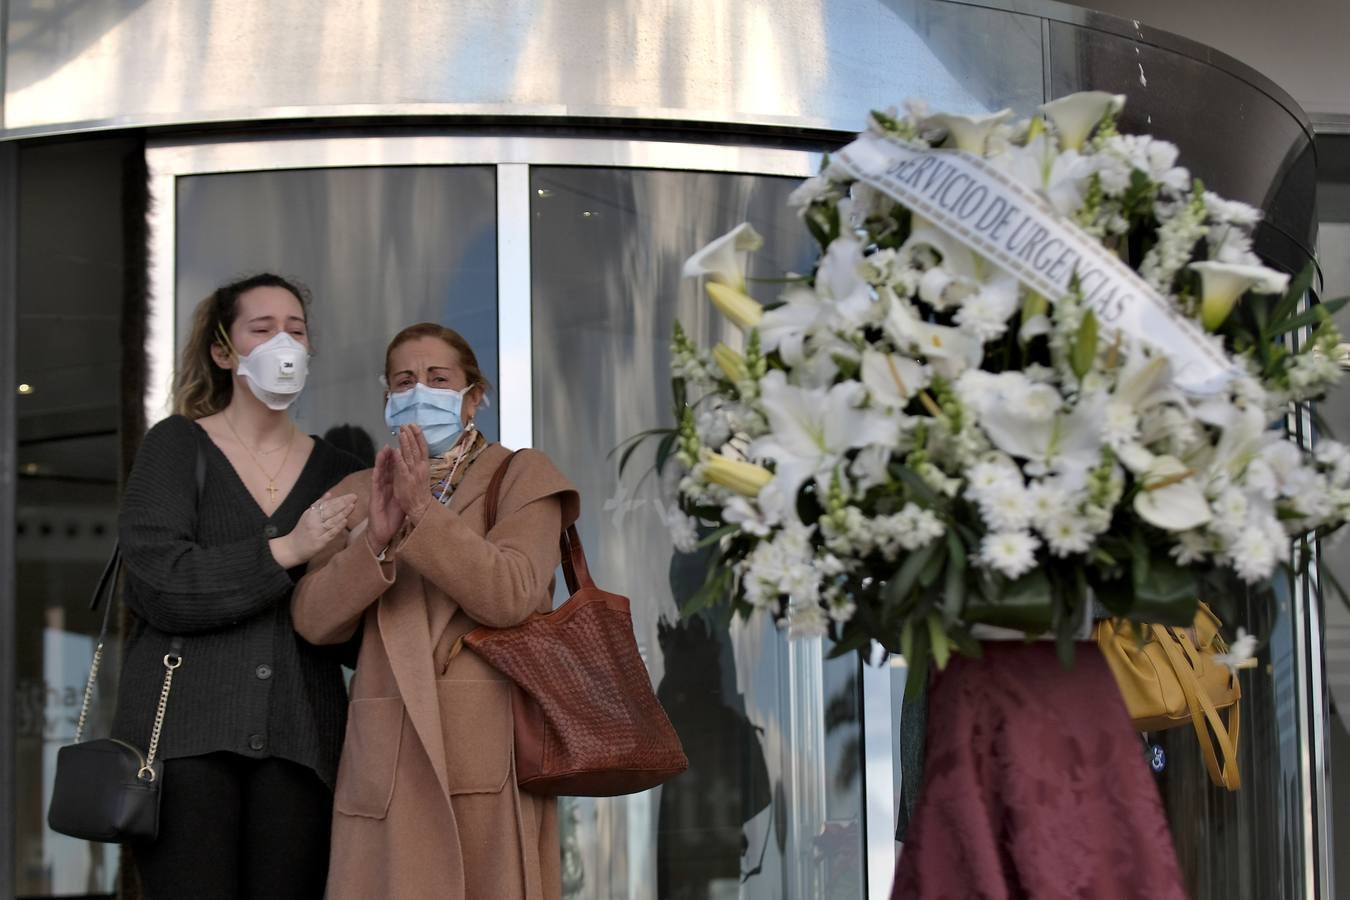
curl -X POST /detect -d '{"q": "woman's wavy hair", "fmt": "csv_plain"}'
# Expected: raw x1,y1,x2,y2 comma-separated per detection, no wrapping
173,273,311,419
384,323,493,404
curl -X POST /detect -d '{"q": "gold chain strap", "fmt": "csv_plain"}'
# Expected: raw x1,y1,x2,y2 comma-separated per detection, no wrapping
138,650,183,783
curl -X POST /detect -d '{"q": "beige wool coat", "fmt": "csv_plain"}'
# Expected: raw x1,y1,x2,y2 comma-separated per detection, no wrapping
293,443,579,900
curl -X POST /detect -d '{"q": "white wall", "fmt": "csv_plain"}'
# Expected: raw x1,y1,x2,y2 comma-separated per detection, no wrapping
1062,0,1350,118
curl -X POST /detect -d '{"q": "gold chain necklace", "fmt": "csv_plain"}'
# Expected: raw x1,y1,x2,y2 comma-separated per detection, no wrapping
223,411,296,504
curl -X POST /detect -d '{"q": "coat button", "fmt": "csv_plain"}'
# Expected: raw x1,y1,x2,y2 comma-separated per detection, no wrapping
255,664,273,680
263,524,279,538
248,734,265,751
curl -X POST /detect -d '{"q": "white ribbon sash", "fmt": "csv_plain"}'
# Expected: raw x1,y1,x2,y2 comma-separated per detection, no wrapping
831,131,1236,395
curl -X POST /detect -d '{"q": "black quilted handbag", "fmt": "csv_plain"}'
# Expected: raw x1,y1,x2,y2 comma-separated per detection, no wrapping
47,441,200,842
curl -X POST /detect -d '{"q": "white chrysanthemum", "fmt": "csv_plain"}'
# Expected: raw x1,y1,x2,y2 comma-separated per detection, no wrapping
1027,481,1068,528
955,285,1020,341
966,457,1020,499
1241,457,1278,501
979,531,1041,579
1204,192,1262,227
1211,488,1249,533
1227,524,1278,583
664,506,701,553
1170,530,1212,566
1043,514,1094,557
981,484,1034,532
1101,401,1140,448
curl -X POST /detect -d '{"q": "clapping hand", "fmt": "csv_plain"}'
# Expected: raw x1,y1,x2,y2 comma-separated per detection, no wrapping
367,447,406,550
392,424,432,525
272,491,358,568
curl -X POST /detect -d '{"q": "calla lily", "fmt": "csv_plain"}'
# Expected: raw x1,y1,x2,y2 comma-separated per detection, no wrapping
702,452,774,497
712,343,750,384
925,109,1012,155
1189,261,1290,331
748,371,896,501
706,282,764,331
861,349,930,409
1040,91,1125,151
1134,455,1213,530
682,223,764,289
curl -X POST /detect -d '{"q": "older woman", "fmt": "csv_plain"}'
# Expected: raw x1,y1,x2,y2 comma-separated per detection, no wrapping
292,323,579,900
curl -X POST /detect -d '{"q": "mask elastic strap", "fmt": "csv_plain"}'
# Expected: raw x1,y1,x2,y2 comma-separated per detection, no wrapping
215,322,239,360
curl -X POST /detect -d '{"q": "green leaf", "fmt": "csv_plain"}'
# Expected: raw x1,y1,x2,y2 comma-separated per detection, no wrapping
884,543,940,612
918,541,948,588
903,634,931,700
679,553,732,618
941,533,967,624
615,428,672,477
926,613,951,670
1269,294,1350,338
1071,309,1099,380
695,524,738,549
654,431,679,476
900,619,915,665
1130,553,1198,626
827,625,874,659
1266,262,1316,336
964,568,1053,633
888,462,944,510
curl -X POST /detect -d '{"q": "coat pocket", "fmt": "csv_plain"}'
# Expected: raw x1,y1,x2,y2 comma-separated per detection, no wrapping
334,697,404,819
436,679,513,795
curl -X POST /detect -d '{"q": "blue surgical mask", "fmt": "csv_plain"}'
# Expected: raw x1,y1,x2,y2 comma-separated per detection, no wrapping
384,383,474,455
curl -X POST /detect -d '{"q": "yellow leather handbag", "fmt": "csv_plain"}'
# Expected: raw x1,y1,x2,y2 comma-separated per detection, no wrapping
1095,603,1242,791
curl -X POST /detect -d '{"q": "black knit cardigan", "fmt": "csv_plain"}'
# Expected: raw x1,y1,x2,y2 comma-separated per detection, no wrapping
112,414,363,788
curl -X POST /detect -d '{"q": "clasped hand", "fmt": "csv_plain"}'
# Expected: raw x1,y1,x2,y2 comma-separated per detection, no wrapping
367,424,434,550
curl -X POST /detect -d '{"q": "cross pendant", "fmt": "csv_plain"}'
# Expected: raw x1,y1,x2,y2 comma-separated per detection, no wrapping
265,482,278,502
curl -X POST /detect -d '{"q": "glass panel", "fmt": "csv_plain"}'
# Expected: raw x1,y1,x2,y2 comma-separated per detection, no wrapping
174,166,499,446
530,166,867,899
14,138,132,898
1316,213,1350,896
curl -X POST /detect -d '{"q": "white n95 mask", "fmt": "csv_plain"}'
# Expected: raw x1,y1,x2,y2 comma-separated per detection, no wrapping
233,331,310,410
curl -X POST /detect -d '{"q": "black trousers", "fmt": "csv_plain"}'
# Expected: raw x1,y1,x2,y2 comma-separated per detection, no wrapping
131,752,332,900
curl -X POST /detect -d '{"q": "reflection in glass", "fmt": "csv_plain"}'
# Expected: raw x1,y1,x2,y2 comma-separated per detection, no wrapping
530,166,865,899
1315,216,1350,896
174,166,499,443
14,138,130,898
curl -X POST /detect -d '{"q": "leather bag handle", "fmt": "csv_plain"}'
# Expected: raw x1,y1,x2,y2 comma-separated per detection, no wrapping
483,451,594,597
1157,628,1241,790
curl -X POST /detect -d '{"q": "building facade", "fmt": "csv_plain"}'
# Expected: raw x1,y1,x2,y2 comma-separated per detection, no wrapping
0,1,1334,897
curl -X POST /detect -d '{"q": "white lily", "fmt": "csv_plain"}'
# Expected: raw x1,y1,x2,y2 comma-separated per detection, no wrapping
990,132,1094,216
682,223,764,289
1189,261,1290,331
1040,91,1125,152
861,349,931,409
748,371,896,501
1134,455,1213,530
959,371,1103,479
924,109,1013,155
883,295,983,379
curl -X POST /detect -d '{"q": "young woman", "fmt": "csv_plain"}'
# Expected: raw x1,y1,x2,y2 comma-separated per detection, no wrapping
292,323,579,899
115,273,363,899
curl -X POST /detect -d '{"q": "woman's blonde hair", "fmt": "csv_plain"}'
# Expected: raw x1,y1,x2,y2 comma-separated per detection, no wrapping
173,273,311,419
384,323,493,401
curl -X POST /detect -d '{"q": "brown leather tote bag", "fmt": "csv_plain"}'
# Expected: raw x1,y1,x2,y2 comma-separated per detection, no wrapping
458,452,689,796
